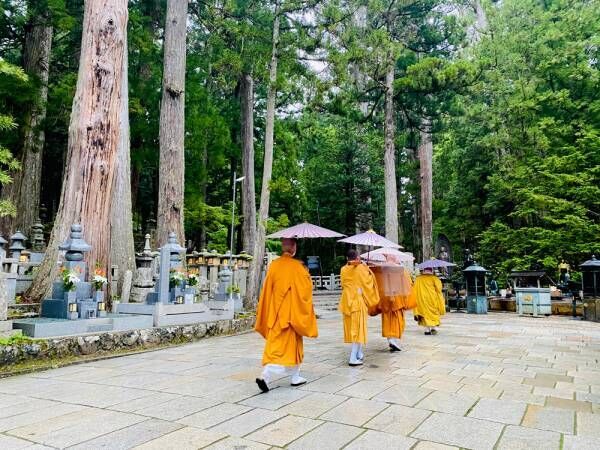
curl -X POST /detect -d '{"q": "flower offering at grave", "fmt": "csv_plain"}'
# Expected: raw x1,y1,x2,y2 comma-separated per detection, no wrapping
187,273,199,287
92,264,108,291
61,268,81,292
169,268,186,288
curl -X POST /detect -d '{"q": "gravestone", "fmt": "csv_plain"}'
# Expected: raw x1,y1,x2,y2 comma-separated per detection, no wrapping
0,272,19,337
121,270,133,303
117,231,233,326
30,220,46,263
130,234,155,303
41,224,99,319
13,225,155,337
0,235,7,260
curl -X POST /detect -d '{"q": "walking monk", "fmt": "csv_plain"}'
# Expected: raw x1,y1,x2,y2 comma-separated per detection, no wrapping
255,238,318,393
413,267,445,335
374,257,416,352
339,249,380,366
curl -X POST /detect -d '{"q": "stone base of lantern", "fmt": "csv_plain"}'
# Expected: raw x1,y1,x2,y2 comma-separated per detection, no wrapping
466,295,488,314
12,314,154,338
129,286,155,303
582,298,600,322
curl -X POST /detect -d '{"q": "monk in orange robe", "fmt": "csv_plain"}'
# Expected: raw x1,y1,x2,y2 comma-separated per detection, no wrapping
413,267,445,335
255,238,318,392
339,249,380,366
374,258,416,352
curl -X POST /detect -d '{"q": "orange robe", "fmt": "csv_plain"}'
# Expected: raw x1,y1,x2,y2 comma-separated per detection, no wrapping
413,273,445,327
376,268,416,338
339,262,380,344
255,254,318,366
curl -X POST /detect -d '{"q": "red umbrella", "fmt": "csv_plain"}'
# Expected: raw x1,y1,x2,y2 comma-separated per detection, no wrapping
338,230,402,249
267,222,345,239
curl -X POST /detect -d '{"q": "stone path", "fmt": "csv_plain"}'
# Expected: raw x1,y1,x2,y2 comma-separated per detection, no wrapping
1,311,600,449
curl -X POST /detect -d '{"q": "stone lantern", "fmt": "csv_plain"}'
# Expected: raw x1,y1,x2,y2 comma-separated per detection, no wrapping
9,231,27,260
463,262,488,314
581,255,600,298
581,255,600,322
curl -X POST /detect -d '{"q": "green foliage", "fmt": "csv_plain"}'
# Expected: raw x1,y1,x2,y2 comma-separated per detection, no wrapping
434,0,600,278
1,0,598,284
0,59,27,216
0,334,37,346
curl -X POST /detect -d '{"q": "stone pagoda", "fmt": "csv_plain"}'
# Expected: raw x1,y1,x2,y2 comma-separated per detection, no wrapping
41,224,107,320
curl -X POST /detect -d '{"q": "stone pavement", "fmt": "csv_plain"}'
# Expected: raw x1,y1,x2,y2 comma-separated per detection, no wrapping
1,311,600,449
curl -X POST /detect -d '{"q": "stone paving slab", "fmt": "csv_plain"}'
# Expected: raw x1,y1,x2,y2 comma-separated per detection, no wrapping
344,429,416,449
245,415,322,447
176,402,252,429
415,390,479,416
521,404,575,434
209,407,285,437
411,412,504,449
496,425,561,450
287,421,363,450
468,397,527,425
365,404,431,435
2,312,600,449
563,434,600,450
132,427,226,450
319,397,389,426
68,418,183,450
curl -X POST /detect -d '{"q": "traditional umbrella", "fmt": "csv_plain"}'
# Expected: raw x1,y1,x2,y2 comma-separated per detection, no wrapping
417,258,456,270
360,247,414,262
267,222,345,239
338,230,401,249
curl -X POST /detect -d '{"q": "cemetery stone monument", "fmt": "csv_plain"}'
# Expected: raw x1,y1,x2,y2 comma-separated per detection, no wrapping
130,234,156,303
39,224,108,320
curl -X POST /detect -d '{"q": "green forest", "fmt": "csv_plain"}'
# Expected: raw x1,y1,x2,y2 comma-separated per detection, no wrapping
0,0,599,293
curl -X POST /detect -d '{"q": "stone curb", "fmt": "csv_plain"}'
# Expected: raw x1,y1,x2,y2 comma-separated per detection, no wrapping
0,315,256,373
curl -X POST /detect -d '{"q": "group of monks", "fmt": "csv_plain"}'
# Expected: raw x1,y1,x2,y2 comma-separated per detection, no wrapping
254,238,446,393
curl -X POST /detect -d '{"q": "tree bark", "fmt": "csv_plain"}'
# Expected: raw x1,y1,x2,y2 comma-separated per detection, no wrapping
110,24,135,299
419,117,433,260
470,0,488,42
0,16,52,237
157,0,187,246
384,61,399,243
246,3,280,309
240,73,257,254
24,0,128,302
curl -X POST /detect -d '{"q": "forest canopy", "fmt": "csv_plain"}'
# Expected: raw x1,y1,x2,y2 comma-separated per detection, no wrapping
0,0,598,285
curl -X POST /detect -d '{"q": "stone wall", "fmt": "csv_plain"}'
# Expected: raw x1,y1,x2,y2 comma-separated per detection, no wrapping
0,315,255,368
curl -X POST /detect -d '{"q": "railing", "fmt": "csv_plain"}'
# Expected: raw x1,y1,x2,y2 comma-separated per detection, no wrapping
311,275,341,291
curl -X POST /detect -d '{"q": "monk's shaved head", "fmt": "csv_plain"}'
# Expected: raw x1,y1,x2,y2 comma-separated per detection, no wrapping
281,238,297,256
347,249,359,261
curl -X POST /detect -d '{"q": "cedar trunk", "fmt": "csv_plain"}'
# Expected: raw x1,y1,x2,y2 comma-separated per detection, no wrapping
0,18,52,236
419,118,433,260
240,73,257,254
384,62,399,243
246,4,280,309
157,0,187,246
110,25,135,298
24,0,128,302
